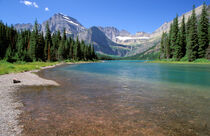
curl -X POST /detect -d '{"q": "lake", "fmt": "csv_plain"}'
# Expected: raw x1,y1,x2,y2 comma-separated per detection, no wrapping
17,60,210,136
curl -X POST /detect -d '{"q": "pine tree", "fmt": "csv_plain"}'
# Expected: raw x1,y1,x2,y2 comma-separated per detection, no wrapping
76,37,82,60
57,30,61,40
174,30,183,60
179,16,187,58
64,40,69,59
36,32,45,61
186,16,192,58
171,15,179,58
186,16,192,38
81,41,86,60
28,20,38,61
160,32,168,59
52,31,61,60
160,32,165,58
28,31,36,61
56,30,61,49
187,5,198,61
0,20,97,62
73,41,78,60
91,45,96,59
5,45,14,62
168,23,173,58
83,45,87,60
209,23,210,44
51,33,57,61
44,22,52,61
15,33,25,61
58,40,64,60
165,34,170,59
67,37,72,60
0,22,7,59
69,39,74,60
8,25,18,53
62,28,67,41
160,32,170,59
198,3,209,58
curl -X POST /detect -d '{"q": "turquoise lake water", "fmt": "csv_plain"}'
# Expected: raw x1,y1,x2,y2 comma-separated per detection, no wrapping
18,61,210,136
61,60,210,88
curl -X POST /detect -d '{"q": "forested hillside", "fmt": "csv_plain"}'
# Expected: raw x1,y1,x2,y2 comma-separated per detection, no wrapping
0,20,97,62
160,4,209,61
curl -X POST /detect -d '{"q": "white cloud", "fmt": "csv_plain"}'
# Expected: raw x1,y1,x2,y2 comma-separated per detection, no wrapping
45,7,49,11
20,1,39,8
20,0,32,6
33,2,39,8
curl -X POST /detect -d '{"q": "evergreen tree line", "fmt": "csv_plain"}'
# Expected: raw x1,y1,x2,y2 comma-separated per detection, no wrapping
0,20,97,62
160,4,209,61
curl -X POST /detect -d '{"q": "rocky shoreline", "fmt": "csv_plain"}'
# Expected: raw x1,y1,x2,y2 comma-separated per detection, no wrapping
0,66,60,136
0,61,98,136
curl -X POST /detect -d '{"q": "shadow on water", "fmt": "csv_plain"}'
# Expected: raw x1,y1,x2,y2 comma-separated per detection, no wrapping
16,61,210,136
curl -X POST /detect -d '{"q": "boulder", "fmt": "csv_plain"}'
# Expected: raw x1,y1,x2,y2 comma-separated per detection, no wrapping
13,78,21,84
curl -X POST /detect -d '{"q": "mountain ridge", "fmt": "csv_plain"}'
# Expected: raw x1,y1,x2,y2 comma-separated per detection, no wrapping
13,4,208,57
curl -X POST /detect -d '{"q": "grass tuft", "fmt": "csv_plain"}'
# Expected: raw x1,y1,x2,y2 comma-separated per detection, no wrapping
147,58,210,64
0,61,59,75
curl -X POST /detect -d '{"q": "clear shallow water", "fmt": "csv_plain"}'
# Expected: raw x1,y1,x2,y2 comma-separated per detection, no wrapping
17,61,210,136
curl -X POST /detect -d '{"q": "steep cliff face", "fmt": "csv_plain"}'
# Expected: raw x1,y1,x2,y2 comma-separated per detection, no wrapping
97,27,120,42
78,27,130,56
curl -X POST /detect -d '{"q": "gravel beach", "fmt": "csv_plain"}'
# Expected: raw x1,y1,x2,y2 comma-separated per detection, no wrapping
0,62,96,136
0,68,59,136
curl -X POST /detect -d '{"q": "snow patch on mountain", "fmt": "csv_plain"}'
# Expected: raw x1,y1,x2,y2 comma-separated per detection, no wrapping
62,16,78,26
116,36,150,41
62,16,86,30
64,19,79,26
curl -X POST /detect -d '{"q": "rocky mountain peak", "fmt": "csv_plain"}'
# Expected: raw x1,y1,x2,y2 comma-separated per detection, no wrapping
97,26,120,42
135,32,150,37
119,30,131,36
41,13,86,35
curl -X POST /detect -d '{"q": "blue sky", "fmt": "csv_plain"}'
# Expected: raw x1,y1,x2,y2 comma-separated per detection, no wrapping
0,0,209,34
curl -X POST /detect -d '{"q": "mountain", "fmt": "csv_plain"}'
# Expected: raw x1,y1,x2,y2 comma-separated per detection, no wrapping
132,5,210,59
14,13,86,36
97,26,120,42
13,5,209,57
41,13,86,36
14,23,33,31
78,27,130,56
98,26,151,45
151,5,206,38
101,5,208,57
14,14,129,56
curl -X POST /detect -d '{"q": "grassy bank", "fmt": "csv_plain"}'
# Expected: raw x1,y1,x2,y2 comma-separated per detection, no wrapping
0,60,99,75
147,59,210,64
0,61,60,75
